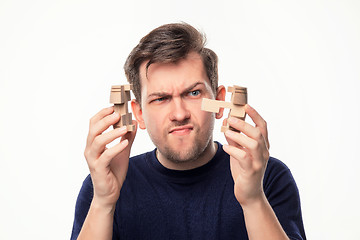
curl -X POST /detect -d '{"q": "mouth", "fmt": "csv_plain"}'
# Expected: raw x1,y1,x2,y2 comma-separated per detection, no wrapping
169,125,194,136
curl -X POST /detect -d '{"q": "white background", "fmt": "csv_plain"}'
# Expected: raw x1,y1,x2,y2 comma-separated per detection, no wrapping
1,0,359,239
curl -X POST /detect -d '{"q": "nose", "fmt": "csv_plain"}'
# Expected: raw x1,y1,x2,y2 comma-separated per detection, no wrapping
169,97,190,122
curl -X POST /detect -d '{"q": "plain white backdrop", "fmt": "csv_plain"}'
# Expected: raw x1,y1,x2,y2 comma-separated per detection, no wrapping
1,0,359,239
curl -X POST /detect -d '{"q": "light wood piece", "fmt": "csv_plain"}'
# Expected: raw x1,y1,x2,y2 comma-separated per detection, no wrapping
110,84,135,131
201,85,247,132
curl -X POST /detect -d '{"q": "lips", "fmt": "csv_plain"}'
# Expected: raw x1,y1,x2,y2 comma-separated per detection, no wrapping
169,125,194,135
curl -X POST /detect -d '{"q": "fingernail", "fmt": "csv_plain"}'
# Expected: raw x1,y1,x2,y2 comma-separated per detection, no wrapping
112,113,120,118
228,117,238,124
224,130,235,137
121,139,129,145
118,126,127,132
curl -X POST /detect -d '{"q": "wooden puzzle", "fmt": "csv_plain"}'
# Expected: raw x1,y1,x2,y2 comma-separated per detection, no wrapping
201,85,247,132
110,84,135,131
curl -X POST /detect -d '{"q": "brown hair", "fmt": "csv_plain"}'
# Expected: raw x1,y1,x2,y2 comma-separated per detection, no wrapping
124,23,218,102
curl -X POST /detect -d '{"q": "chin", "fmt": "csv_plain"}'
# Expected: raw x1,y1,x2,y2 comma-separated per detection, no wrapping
161,136,212,163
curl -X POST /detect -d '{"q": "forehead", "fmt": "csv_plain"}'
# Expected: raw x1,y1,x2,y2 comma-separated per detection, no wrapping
139,52,210,96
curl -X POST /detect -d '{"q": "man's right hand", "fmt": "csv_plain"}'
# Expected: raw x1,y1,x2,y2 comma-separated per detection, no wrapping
84,107,137,210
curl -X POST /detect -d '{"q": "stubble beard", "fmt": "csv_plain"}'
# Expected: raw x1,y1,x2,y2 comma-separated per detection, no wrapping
152,119,215,165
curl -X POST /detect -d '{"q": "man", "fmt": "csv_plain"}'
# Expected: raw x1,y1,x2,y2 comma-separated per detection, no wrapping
71,23,306,239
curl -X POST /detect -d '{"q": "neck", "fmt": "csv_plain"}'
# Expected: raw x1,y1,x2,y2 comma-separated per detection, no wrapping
156,141,218,171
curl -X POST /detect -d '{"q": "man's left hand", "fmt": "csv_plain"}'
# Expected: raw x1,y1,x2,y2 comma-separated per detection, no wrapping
223,104,270,206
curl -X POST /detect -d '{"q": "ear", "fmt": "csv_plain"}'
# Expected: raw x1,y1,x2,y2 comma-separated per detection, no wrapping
215,85,226,119
131,99,146,130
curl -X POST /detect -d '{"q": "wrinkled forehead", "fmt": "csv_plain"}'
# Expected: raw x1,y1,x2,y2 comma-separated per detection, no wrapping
138,53,212,99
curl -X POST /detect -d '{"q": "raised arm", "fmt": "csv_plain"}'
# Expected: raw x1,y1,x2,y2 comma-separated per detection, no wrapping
223,104,289,240
76,107,137,240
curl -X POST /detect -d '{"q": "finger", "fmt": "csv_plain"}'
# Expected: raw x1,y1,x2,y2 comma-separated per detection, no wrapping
90,107,114,125
223,118,239,147
225,120,268,169
87,112,121,146
224,129,258,151
224,128,269,171
90,126,129,157
227,117,263,142
245,104,265,128
225,130,269,166
245,104,270,149
229,156,242,181
222,118,227,127
110,121,138,180
99,139,129,166
120,120,138,145
86,107,115,145
223,144,252,170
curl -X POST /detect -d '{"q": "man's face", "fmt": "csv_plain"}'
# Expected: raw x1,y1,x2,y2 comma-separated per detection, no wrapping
133,52,220,165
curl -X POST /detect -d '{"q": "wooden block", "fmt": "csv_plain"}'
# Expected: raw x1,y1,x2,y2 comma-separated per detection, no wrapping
221,125,229,132
229,85,245,92
231,91,247,105
125,90,131,102
112,84,132,91
230,86,247,105
124,84,133,91
201,85,248,132
110,84,133,104
126,124,135,132
110,84,134,131
221,125,239,133
120,112,132,125
114,112,131,127
229,105,246,119
113,104,127,116
110,85,125,104
201,98,221,113
201,98,232,113
127,112,132,124
113,113,134,130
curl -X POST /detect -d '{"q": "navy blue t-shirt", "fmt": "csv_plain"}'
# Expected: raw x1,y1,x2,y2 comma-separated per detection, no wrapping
71,143,306,239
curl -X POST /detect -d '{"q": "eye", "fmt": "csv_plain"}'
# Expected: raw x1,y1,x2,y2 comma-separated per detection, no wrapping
151,96,168,103
188,90,200,97
155,97,165,102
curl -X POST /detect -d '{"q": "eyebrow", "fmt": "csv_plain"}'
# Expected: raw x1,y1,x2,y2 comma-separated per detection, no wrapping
182,82,205,94
146,82,205,99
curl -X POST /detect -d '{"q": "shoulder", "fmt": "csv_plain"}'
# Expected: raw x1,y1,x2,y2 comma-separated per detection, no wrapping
263,157,299,198
76,174,94,204
265,157,293,181
266,156,291,174
71,175,94,239
263,156,300,202
264,157,306,239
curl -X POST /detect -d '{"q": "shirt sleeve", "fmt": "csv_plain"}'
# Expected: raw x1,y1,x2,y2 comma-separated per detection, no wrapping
70,175,93,240
263,157,307,240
